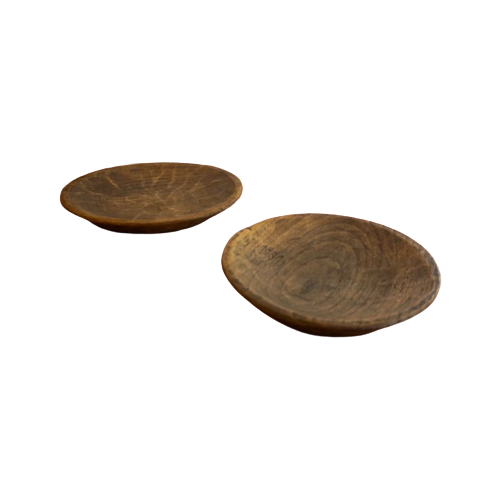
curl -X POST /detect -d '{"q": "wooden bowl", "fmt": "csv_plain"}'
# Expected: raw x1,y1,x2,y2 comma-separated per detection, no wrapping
60,162,242,233
222,214,440,337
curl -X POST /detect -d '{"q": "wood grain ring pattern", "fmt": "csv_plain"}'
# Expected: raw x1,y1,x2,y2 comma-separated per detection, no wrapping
222,214,440,337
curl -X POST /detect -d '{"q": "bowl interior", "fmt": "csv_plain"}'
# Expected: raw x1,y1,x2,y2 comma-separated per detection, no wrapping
223,214,439,326
63,163,241,222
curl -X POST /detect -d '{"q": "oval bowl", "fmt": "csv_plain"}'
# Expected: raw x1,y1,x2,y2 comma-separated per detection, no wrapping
222,214,440,337
61,162,242,233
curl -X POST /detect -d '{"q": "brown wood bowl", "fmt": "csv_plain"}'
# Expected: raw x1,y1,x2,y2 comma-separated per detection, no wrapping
222,214,440,337
60,162,242,233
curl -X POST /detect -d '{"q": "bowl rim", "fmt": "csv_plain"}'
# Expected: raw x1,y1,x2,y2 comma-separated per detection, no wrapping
59,162,243,227
221,212,442,331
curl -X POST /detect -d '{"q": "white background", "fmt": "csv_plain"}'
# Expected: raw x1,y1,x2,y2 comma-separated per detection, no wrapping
1,1,499,498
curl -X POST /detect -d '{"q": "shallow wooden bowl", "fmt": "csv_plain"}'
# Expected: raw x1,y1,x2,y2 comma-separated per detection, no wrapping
61,162,242,233
222,214,440,336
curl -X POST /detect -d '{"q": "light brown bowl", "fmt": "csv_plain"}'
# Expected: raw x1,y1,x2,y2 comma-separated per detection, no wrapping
222,214,440,337
61,162,242,233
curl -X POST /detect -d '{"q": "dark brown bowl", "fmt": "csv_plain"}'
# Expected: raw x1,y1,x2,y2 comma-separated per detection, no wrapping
222,214,440,337
60,162,242,233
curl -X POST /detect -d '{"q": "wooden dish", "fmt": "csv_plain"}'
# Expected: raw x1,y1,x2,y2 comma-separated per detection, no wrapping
60,162,242,233
222,214,440,337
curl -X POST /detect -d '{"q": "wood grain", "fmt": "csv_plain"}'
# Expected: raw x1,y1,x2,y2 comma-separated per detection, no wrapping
60,162,242,233
222,214,440,337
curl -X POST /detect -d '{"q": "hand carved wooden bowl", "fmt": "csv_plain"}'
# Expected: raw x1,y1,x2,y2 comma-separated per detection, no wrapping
222,214,440,337
60,162,242,233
